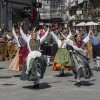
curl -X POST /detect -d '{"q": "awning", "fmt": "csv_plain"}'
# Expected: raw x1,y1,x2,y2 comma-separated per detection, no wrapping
75,22,87,26
86,21,99,26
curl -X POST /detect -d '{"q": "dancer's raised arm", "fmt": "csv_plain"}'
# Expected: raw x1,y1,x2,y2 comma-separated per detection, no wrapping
12,25,18,41
20,27,29,43
83,28,91,44
40,28,49,44
51,31,60,44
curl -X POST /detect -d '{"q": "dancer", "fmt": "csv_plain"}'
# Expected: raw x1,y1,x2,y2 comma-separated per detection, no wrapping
66,30,93,87
39,25,54,66
20,23,49,89
9,24,29,71
51,29,72,76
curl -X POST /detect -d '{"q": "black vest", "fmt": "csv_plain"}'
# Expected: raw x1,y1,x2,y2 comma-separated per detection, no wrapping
18,36,27,47
43,33,53,46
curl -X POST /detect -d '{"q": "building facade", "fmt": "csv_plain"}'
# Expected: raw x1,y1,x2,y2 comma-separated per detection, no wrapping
66,0,100,27
39,0,67,24
0,0,67,30
88,0,100,22
1,0,99,30
0,0,33,31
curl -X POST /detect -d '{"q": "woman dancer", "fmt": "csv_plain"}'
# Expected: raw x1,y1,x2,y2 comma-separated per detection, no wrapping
51,29,72,76
67,31,93,87
9,24,29,71
20,23,50,89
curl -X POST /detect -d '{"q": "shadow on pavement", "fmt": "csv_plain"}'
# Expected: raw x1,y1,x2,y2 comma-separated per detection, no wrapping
13,75,21,77
69,79,96,83
22,82,51,90
80,81,95,86
69,80,95,86
0,67,6,70
0,76,12,79
2,83,16,86
54,72,73,77
50,81,62,83
91,68,100,72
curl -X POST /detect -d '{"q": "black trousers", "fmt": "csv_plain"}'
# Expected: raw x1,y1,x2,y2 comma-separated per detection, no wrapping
40,44,51,56
92,47,100,59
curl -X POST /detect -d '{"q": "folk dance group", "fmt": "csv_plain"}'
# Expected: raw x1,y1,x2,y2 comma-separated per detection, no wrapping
8,23,100,88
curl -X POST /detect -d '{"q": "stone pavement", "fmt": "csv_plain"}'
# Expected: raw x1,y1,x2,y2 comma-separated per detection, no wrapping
0,61,100,100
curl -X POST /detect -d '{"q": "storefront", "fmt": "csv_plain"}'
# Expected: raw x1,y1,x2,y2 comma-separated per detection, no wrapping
0,0,32,31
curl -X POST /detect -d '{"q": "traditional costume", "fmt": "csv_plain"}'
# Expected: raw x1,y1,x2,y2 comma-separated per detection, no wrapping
18,36,29,70
51,32,72,76
67,34,93,87
20,27,49,88
39,29,54,66
9,27,29,71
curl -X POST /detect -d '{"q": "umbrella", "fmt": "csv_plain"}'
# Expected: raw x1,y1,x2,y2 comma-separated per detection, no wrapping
86,21,99,26
75,22,87,26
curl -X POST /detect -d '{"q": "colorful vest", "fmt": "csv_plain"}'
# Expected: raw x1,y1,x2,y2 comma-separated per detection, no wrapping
29,39,40,51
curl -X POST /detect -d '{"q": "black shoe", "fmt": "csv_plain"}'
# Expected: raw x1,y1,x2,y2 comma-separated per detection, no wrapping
33,84,39,89
96,67,100,71
75,82,81,87
98,67,100,71
59,73,65,77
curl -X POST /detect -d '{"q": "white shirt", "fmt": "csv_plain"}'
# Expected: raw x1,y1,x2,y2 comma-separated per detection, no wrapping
12,28,20,47
20,27,49,52
51,32,71,48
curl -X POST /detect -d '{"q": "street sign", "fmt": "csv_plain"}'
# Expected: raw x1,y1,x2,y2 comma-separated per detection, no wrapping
33,3,42,8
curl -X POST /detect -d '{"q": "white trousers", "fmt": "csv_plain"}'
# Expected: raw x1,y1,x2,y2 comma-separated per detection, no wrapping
94,56,100,68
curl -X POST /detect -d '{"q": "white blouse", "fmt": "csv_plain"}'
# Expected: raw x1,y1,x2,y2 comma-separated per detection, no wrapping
51,31,88,58
51,32,71,48
20,27,49,52
12,27,20,47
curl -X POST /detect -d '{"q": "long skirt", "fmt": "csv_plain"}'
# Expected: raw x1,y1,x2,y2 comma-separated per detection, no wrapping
19,47,29,71
20,55,47,81
7,42,17,59
51,48,71,71
72,51,93,79
9,49,19,71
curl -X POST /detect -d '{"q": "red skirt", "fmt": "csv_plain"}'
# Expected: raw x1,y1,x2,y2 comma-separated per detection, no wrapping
19,47,29,71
